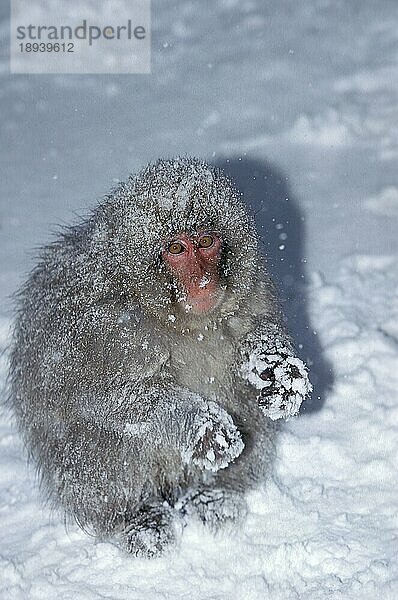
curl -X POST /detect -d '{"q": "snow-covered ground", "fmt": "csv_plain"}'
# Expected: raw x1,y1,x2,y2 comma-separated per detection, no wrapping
1,1,398,598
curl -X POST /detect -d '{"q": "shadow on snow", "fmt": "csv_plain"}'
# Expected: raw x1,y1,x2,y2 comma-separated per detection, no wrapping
215,156,334,413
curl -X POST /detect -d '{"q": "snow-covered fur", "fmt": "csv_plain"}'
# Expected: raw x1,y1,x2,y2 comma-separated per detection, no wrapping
7,157,311,556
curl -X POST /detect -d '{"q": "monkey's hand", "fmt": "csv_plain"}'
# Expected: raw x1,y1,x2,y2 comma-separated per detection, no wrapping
183,401,244,472
240,325,312,420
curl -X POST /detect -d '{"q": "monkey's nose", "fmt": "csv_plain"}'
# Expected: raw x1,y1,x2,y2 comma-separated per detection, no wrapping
188,269,213,289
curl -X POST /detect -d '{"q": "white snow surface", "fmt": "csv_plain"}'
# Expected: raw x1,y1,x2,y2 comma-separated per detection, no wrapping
1,0,398,598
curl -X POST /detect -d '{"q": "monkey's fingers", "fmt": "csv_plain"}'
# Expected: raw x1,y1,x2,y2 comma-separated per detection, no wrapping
241,351,312,420
258,385,306,420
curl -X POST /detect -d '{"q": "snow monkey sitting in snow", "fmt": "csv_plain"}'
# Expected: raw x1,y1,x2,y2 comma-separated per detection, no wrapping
8,157,311,556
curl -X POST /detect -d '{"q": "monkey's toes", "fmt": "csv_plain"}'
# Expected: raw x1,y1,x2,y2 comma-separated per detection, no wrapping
118,504,182,558
176,487,247,530
186,403,244,472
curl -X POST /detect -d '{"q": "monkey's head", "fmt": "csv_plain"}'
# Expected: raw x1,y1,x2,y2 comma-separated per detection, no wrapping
100,157,262,329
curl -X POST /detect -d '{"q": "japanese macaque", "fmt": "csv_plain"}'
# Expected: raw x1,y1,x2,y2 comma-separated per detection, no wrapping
8,157,311,556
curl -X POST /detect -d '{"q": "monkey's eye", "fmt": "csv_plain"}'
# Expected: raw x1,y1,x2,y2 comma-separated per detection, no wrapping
198,235,214,249
167,241,185,255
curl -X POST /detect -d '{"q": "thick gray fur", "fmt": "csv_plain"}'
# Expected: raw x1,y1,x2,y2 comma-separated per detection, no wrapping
7,157,309,556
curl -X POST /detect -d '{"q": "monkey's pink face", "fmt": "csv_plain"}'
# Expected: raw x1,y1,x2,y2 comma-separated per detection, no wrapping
162,232,222,314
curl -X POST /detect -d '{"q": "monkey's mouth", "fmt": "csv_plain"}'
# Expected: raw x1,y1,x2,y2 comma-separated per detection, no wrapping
176,276,221,314
184,293,219,314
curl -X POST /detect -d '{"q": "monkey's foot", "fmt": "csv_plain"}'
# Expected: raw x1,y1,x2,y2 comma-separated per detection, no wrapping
177,487,247,530
119,503,182,558
242,348,312,420
184,401,244,472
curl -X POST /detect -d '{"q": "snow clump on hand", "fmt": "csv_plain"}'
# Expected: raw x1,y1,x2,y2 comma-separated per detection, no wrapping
241,342,312,420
